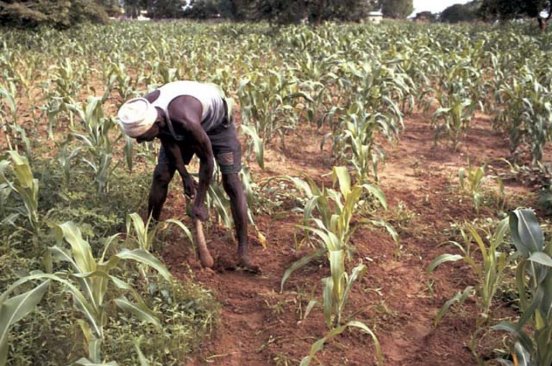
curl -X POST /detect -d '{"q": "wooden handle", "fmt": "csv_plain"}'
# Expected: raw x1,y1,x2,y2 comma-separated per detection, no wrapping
194,219,214,268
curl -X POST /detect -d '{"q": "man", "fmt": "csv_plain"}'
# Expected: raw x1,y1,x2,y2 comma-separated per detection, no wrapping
117,81,258,272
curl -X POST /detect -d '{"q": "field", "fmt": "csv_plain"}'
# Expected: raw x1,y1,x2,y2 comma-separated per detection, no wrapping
2,20,552,366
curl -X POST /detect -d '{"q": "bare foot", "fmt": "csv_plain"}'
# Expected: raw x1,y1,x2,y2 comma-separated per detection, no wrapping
237,256,261,274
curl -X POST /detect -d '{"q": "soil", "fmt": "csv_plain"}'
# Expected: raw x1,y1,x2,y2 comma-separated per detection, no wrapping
157,111,537,366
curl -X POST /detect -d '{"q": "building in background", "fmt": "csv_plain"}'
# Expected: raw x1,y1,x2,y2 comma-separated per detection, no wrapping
367,11,383,23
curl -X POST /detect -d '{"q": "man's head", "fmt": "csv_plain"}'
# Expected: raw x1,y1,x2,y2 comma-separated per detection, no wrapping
117,97,164,143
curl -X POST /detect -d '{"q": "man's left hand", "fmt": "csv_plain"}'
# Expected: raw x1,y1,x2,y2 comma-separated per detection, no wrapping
192,204,208,221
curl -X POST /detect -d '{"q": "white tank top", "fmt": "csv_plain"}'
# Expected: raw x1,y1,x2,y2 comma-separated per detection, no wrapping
151,81,227,132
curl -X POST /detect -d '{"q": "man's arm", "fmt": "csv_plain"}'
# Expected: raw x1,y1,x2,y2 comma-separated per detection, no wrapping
168,96,214,221
160,139,196,198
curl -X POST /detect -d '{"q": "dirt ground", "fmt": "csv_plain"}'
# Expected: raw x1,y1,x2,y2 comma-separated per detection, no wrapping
159,111,535,366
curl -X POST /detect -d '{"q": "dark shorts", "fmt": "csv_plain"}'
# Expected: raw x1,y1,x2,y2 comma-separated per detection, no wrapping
158,122,242,175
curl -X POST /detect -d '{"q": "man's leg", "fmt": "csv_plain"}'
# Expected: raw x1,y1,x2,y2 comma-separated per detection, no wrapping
148,148,176,221
210,121,259,271
222,173,258,271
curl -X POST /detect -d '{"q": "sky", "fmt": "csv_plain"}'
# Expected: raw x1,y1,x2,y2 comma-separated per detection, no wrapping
412,0,471,14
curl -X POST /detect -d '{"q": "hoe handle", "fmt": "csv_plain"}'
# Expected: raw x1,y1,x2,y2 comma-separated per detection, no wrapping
194,218,214,268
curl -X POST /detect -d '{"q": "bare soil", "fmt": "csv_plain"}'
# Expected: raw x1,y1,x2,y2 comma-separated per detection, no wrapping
158,111,535,366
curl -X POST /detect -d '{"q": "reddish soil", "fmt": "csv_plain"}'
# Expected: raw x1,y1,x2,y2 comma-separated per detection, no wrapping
158,112,535,366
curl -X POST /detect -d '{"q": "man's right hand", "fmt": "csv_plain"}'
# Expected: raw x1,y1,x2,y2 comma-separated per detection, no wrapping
184,177,197,198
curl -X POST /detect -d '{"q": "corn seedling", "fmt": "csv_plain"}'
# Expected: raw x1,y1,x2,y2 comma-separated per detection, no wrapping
493,209,552,366
0,151,40,237
459,163,486,213
0,81,31,156
3,221,172,364
428,217,510,325
495,66,552,164
125,212,193,253
67,97,121,194
0,280,50,366
300,319,383,366
281,167,387,291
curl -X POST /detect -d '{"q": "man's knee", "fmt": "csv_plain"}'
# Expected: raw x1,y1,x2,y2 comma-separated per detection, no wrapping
223,173,244,198
152,164,174,187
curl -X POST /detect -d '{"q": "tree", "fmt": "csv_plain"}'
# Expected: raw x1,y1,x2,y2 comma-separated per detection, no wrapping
440,2,480,23
241,0,377,24
0,0,109,28
480,0,552,30
183,0,223,19
414,11,436,22
381,0,413,19
146,0,186,18
99,0,121,16
123,0,145,18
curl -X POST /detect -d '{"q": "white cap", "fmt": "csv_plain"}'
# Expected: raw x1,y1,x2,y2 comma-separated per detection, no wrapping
117,98,158,138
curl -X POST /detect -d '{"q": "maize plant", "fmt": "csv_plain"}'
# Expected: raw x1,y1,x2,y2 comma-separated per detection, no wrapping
4,221,172,364
46,58,87,130
0,81,31,156
125,212,193,253
329,60,409,179
67,96,121,194
428,218,510,325
295,168,385,365
0,151,40,237
493,209,552,366
281,167,387,290
431,62,479,149
0,280,50,366
495,67,552,164
458,164,486,213
299,254,383,366
106,62,141,101
237,70,313,149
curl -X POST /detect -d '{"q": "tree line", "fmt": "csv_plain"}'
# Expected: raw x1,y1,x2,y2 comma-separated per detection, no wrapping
0,0,551,29
0,0,412,27
441,0,551,30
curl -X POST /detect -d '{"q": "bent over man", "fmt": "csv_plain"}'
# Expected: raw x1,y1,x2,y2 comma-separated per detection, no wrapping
117,80,257,272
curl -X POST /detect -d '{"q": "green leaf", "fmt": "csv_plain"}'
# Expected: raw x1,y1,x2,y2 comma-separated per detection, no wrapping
114,297,161,329
0,280,50,365
281,249,325,292
303,300,317,321
510,209,544,256
332,166,351,197
322,276,333,327
427,254,463,273
54,221,96,273
328,249,345,297
299,325,347,366
115,249,172,281
527,252,552,267
134,337,150,366
492,322,533,355
240,124,265,170
366,219,399,244
361,184,387,210
7,151,34,189
164,219,194,244
434,286,474,325
343,264,367,308
346,321,383,365
75,358,118,366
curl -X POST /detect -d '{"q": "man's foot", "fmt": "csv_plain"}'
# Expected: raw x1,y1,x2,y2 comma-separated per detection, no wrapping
237,255,261,274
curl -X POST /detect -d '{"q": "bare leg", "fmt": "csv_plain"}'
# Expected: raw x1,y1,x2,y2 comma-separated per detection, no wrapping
222,173,259,272
148,163,175,221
